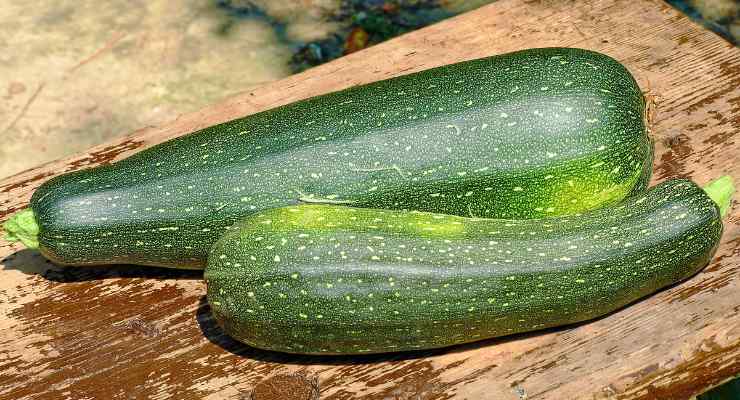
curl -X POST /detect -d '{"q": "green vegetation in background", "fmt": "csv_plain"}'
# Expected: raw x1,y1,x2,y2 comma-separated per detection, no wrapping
666,0,739,45
218,0,737,74
217,0,462,72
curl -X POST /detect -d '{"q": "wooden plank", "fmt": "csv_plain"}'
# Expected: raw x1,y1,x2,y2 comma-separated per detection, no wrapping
1,0,739,398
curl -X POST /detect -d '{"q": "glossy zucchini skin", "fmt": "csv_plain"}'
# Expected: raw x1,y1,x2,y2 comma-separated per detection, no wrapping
31,47,651,268
205,179,721,355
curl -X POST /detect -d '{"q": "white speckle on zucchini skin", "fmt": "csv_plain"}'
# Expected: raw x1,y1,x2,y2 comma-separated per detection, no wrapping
205,179,722,355
31,48,651,269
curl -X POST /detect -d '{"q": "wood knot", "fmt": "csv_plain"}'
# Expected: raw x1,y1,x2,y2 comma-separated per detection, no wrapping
661,132,690,151
119,318,161,338
663,133,684,148
247,372,319,400
510,381,528,400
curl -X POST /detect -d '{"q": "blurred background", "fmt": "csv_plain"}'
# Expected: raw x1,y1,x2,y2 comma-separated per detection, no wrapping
0,0,737,181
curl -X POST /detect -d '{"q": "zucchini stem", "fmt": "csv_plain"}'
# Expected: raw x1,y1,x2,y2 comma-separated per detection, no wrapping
703,175,735,218
3,208,40,249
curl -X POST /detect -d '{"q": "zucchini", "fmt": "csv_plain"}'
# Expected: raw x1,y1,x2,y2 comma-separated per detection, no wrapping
204,177,733,355
4,47,653,268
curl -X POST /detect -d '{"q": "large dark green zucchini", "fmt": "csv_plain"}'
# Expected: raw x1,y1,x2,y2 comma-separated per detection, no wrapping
5,48,652,268
204,177,733,355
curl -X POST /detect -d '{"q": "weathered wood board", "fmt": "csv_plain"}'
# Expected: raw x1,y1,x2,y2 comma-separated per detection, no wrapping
1,0,739,398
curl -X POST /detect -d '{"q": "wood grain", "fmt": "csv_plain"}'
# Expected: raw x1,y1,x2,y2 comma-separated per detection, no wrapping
1,0,739,399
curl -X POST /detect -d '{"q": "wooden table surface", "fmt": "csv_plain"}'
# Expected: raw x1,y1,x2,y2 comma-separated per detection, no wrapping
1,0,739,399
